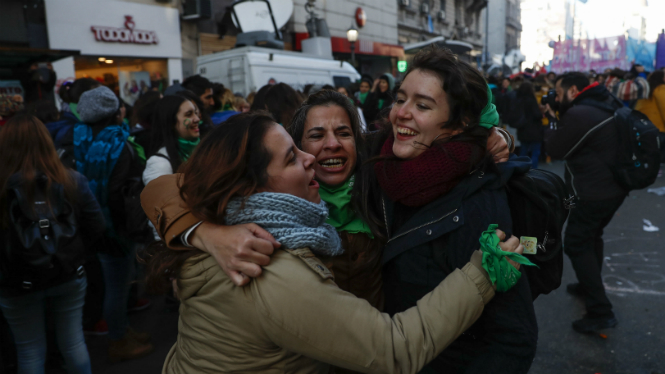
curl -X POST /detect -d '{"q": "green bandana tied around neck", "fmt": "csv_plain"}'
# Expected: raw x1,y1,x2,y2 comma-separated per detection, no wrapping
177,137,200,162
478,85,499,129
69,102,81,121
358,92,369,105
126,136,146,165
479,224,536,292
318,175,374,238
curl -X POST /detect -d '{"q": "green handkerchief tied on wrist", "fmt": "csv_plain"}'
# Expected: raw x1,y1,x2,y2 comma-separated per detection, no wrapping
479,224,537,292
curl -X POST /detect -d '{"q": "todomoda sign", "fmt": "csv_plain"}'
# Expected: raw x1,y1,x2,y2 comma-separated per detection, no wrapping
91,15,158,44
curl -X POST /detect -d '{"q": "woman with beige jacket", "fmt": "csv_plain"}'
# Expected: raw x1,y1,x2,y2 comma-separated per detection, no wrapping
143,112,524,374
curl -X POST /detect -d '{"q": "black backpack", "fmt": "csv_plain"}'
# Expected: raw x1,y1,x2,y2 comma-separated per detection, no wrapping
0,174,85,292
610,107,660,190
505,168,574,300
565,103,661,191
119,141,154,244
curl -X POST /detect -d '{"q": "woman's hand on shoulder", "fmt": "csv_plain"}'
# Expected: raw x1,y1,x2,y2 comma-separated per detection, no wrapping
487,127,511,163
190,222,281,286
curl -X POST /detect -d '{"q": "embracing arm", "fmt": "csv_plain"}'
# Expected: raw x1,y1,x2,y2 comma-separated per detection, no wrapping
140,174,280,284
255,250,495,374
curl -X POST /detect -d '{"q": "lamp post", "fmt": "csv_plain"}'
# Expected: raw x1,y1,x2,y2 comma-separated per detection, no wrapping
347,26,358,66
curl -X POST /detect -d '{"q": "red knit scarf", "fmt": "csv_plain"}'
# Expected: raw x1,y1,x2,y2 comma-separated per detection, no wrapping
374,136,481,207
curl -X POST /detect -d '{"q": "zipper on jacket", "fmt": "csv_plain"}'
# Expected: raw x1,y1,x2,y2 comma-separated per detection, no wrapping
381,197,390,238
563,116,613,159
564,161,579,198
387,209,458,244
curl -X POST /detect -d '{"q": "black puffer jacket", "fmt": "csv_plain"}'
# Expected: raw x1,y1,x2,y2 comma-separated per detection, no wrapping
546,84,627,201
380,158,538,374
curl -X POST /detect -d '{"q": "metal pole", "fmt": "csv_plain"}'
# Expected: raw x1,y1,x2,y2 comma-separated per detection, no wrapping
484,6,489,69
351,42,356,66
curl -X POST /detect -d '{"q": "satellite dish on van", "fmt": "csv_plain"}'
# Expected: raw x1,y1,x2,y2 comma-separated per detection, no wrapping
231,0,294,33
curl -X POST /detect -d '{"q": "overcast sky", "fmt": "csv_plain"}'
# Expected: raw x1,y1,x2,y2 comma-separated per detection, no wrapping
576,0,663,42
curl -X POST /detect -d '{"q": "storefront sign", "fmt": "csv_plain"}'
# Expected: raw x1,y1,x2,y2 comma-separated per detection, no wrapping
91,16,158,45
355,8,366,28
46,0,181,59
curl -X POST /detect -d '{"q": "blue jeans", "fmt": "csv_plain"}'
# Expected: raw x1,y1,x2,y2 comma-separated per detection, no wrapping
98,247,136,340
0,277,91,374
519,141,542,169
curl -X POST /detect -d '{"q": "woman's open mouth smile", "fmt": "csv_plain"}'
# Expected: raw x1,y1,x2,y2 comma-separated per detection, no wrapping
318,157,348,173
395,125,420,141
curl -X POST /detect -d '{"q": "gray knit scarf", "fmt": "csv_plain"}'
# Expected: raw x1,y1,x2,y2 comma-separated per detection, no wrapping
225,193,343,257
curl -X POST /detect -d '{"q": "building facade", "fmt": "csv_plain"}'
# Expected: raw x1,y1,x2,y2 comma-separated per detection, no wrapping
397,0,488,64
485,0,522,62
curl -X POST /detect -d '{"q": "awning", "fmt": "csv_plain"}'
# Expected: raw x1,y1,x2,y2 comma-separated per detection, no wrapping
403,36,473,55
0,47,80,70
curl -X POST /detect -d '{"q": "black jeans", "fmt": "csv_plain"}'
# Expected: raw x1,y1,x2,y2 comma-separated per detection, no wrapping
564,195,626,318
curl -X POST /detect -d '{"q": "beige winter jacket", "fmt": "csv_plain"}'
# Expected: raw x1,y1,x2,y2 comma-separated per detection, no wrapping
163,247,493,374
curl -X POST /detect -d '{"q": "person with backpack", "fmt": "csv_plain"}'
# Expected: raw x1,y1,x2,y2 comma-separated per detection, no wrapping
45,78,101,169
75,86,154,361
546,72,628,334
0,115,105,374
142,95,201,186
512,81,545,169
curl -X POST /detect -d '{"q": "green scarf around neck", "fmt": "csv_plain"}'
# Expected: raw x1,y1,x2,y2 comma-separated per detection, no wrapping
69,102,81,121
178,137,200,162
358,91,369,105
318,175,373,238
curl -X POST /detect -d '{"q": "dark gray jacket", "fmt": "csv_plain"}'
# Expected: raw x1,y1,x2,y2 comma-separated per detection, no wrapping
546,85,628,201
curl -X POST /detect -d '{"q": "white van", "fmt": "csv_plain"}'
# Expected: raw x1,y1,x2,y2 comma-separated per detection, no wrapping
196,46,360,97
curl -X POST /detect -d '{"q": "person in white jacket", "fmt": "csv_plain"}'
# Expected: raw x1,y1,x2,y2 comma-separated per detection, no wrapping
143,95,201,185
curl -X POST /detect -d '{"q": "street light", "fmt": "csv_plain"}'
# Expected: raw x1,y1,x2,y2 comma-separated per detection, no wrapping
347,25,358,66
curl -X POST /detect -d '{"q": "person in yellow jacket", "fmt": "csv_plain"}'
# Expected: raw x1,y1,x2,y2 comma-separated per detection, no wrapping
635,70,665,165
636,70,665,132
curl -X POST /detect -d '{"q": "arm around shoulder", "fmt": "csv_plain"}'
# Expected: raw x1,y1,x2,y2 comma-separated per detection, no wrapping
253,250,493,374
140,173,199,249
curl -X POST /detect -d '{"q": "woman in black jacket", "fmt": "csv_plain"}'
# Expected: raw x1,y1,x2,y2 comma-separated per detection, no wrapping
514,81,545,169
0,115,105,374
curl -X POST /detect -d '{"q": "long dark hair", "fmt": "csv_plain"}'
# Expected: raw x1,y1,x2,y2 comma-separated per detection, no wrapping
0,115,77,228
358,47,493,239
150,95,191,172
263,83,303,127
130,91,161,129
143,112,277,293
648,70,664,99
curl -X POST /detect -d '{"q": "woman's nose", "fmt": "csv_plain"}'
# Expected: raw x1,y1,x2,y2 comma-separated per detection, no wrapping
323,135,342,149
303,151,316,169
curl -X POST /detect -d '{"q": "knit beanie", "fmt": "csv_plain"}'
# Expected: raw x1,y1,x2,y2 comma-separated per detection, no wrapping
77,86,119,123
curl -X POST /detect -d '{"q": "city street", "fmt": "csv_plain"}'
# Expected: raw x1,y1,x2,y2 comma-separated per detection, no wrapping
78,161,665,374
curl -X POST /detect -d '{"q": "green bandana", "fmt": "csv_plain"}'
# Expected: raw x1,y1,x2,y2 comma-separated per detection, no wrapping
127,136,146,165
222,103,234,111
177,137,200,162
69,102,81,121
318,175,373,238
479,224,536,292
478,85,499,129
358,92,369,105
378,99,385,110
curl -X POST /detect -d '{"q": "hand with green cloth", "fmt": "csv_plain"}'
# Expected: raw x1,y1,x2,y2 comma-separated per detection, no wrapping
479,224,537,292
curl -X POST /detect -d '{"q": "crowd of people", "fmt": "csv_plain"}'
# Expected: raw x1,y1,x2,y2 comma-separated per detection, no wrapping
0,45,663,374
